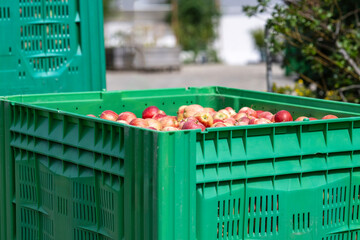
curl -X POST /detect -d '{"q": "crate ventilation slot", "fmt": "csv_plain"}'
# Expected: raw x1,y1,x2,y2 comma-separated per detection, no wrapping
217,198,241,239
0,7,10,20
322,186,347,226
292,212,310,232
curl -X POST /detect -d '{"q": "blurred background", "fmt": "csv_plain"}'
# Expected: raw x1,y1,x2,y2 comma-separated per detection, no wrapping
103,0,360,103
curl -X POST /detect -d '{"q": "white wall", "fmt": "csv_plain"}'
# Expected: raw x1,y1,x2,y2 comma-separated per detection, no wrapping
217,15,268,65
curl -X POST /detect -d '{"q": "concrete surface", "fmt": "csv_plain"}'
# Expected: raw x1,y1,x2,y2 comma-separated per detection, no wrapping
106,63,294,91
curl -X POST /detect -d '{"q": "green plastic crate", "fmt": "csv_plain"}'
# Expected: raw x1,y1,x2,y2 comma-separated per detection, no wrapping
0,0,106,96
1,86,360,240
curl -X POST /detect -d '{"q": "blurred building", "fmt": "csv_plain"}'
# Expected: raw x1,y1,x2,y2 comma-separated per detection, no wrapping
105,0,272,65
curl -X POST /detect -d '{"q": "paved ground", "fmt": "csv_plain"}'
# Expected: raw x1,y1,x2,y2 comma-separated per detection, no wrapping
106,63,294,91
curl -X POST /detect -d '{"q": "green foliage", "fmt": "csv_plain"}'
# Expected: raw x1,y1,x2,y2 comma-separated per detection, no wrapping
250,28,266,61
244,0,360,102
168,0,220,60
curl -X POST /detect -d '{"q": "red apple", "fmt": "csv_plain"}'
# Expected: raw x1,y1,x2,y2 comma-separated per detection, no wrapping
256,110,264,115
233,112,247,121
203,107,216,115
160,116,179,128
194,111,213,127
257,118,272,124
224,118,236,125
235,121,248,126
153,114,167,121
249,118,259,125
239,117,250,124
116,120,128,125
158,110,166,115
295,116,309,121
213,119,225,124
146,119,163,131
218,109,231,118
147,127,157,130
182,121,205,131
100,110,118,121
213,112,229,120
258,111,274,121
309,117,318,121
142,106,160,119
274,110,293,122
130,118,149,128
225,107,236,116
177,105,187,121
183,104,204,118
179,117,198,129
239,107,257,118
117,112,137,123
322,115,338,120
162,126,180,131
211,122,227,128
87,114,97,118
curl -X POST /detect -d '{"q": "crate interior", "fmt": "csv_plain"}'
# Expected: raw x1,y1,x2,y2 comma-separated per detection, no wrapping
7,87,360,120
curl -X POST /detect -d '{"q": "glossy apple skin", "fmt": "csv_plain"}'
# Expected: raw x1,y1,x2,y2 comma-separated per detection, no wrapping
183,104,204,118
182,121,205,131
233,112,247,121
153,114,167,121
235,121,248,126
117,112,137,123
142,106,160,119
162,126,180,131
218,109,231,118
100,110,118,121
322,115,338,119
177,105,187,121
211,122,227,127
258,111,274,121
239,117,250,124
213,119,224,124
213,112,229,120
160,116,179,128
146,119,163,131
274,110,293,122
116,120,129,125
257,118,272,124
130,118,149,128
194,112,213,127
225,107,236,116
87,114,97,118
295,116,308,121
203,107,216,115
224,118,236,125
239,107,257,118
249,118,259,125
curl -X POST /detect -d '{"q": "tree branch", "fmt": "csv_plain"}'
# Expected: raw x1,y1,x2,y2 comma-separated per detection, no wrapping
336,41,360,77
338,84,360,102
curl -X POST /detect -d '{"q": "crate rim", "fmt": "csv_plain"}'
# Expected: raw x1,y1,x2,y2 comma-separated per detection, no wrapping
2,86,360,135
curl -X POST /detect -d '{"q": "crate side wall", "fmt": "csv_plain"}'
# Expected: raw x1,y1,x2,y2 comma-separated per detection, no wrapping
196,122,360,239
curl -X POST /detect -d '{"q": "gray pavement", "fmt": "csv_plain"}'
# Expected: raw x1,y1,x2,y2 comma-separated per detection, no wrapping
106,63,294,91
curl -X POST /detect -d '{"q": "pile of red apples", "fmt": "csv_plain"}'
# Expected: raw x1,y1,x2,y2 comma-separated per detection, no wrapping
88,104,338,131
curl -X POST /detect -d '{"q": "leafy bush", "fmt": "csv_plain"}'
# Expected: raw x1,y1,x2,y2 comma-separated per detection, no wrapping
168,0,220,61
244,0,360,102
